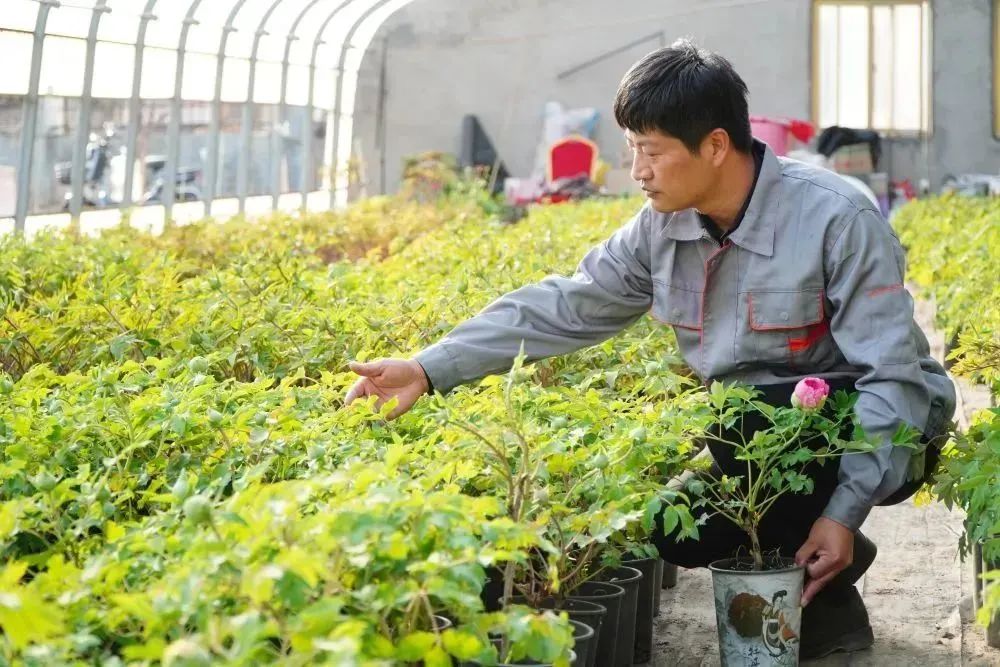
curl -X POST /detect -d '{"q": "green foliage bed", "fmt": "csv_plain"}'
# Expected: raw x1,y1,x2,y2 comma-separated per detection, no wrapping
0,192,704,665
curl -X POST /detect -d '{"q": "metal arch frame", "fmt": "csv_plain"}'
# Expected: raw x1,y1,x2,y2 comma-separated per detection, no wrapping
204,0,250,217
329,0,394,205
304,1,358,214
14,0,59,235
9,0,408,232
163,0,204,224
274,0,333,210
68,0,112,221
237,0,285,215
122,0,161,211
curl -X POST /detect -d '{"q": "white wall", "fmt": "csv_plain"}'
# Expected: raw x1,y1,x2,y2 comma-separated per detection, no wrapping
354,0,999,194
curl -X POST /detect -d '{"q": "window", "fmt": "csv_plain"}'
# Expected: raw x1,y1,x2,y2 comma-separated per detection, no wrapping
813,1,930,134
995,0,1000,137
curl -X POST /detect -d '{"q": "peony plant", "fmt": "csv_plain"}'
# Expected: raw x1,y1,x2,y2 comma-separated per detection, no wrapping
687,378,917,571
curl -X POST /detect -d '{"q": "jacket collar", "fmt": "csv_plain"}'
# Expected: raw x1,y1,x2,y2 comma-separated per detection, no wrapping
663,139,779,257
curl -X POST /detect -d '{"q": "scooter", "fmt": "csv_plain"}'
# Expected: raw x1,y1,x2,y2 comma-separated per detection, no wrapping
141,155,203,204
55,125,204,209
56,125,119,210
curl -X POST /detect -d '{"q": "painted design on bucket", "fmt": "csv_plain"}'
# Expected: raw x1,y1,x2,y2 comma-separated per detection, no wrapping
760,590,799,657
725,589,798,656
715,583,801,666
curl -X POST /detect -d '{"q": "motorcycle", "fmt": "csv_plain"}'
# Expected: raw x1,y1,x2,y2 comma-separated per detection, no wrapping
141,155,203,204
55,124,204,209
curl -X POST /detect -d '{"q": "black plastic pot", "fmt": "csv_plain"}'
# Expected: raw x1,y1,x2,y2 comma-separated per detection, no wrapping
593,566,642,667
566,619,595,667
652,558,664,616
661,560,678,589
973,537,1000,610
569,581,624,667
622,556,657,664
511,595,608,667
482,565,506,612
458,639,577,666
973,537,1000,648
504,596,604,667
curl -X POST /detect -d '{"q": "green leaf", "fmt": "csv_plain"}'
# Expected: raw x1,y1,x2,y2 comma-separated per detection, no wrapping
442,629,484,660
659,505,678,536
423,645,452,667
396,631,438,660
0,590,65,649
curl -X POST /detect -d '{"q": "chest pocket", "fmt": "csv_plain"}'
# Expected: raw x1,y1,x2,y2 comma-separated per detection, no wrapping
650,282,703,369
741,288,836,369
651,282,701,330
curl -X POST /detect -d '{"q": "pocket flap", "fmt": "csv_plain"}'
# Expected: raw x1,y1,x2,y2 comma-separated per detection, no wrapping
749,289,825,331
652,283,702,330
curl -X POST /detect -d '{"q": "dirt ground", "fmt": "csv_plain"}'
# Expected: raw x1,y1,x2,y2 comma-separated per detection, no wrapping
648,296,999,666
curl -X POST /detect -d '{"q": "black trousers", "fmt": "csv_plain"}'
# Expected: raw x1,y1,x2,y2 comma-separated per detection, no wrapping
653,379,939,569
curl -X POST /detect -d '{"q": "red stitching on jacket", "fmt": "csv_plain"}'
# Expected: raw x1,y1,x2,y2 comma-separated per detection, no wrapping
866,283,903,298
700,241,732,376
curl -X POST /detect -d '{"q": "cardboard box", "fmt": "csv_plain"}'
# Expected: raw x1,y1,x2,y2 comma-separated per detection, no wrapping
831,144,874,175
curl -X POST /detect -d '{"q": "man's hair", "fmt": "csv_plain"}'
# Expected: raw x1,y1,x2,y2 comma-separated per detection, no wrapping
613,38,752,154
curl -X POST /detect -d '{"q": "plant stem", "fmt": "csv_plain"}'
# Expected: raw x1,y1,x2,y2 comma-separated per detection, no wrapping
749,521,764,570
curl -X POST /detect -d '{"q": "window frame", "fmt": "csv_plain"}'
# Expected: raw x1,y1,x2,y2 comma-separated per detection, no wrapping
994,0,1000,139
811,0,932,138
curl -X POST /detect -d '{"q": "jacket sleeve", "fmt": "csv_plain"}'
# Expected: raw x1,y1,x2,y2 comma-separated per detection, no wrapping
821,207,933,531
413,207,655,394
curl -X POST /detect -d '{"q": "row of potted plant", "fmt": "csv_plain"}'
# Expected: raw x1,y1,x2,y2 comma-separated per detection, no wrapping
3,185,989,664
0,191,695,664
894,195,1000,646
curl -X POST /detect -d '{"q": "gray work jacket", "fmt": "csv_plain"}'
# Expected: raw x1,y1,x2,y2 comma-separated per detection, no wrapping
415,141,956,531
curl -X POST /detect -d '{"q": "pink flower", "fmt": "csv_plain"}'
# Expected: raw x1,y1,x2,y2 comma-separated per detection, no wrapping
791,377,829,411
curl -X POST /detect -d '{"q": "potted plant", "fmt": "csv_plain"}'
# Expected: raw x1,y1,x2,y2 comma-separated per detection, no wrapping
935,406,1000,647
454,606,577,667
431,352,695,667
685,378,916,666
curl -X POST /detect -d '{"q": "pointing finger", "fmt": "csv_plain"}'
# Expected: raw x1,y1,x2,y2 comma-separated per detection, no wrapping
349,360,382,377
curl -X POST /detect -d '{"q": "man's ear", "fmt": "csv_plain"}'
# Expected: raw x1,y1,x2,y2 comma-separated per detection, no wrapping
703,128,730,167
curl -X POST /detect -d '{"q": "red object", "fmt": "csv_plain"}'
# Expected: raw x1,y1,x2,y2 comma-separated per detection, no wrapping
788,119,815,144
892,179,916,201
788,321,831,353
546,135,598,183
749,116,815,156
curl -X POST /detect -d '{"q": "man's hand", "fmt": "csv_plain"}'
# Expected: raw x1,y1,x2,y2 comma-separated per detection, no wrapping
795,516,855,606
344,358,430,420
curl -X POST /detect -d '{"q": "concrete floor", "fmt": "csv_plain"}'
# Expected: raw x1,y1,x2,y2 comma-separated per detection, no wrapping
649,295,999,666
652,499,996,666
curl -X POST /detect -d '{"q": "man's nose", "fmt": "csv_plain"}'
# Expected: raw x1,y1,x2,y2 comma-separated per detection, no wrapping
630,154,652,183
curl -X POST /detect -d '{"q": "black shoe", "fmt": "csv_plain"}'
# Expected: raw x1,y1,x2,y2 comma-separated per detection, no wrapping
800,583,875,659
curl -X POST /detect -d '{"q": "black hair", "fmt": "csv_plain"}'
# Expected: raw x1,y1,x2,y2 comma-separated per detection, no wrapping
613,38,752,154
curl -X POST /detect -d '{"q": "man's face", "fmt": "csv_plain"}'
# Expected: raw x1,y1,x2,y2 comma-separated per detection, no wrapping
625,128,715,213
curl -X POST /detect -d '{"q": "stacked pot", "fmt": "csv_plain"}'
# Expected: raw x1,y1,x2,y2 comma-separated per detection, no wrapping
481,553,663,667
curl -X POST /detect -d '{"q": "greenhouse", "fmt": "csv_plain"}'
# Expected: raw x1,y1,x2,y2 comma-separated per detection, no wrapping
0,1,998,666
0,0,411,235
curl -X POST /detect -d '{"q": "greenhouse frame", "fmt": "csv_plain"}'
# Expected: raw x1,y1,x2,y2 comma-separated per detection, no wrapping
0,0,414,234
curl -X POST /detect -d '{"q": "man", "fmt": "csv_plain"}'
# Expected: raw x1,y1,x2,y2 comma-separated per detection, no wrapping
344,39,955,659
